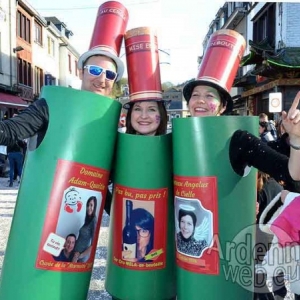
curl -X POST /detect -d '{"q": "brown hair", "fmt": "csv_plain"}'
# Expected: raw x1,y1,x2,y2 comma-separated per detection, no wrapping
125,101,168,135
257,171,270,192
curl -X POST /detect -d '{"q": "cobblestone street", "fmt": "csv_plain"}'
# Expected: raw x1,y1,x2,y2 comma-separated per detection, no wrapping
0,177,112,300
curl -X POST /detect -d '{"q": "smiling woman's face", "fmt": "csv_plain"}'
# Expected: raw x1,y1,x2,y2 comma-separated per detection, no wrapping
188,85,225,117
180,215,194,239
131,101,161,135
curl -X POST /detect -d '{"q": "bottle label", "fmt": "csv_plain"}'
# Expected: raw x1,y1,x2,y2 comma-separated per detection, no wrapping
35,159,109,272
174,175,219,275
112,184,168,270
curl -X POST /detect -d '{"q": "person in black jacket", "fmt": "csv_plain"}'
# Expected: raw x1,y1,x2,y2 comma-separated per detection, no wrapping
0,54,122,148
229,92,300,192
7,140,24,187
254,171,286,300
0,52,123,212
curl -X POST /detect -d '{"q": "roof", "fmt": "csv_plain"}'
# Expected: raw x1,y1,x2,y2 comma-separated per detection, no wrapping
240,39,300,80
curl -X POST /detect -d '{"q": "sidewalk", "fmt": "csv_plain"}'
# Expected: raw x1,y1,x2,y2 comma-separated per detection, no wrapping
0,176,19,190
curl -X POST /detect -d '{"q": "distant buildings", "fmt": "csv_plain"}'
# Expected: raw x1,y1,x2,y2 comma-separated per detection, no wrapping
0,0,80,120
202,2,300,117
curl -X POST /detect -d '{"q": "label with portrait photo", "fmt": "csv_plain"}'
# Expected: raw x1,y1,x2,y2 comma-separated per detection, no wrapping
174,175,219,275
112,185,167,271
35,159,109,272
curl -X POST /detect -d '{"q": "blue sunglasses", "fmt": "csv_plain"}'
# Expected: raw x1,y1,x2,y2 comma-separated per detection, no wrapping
84,65,117,81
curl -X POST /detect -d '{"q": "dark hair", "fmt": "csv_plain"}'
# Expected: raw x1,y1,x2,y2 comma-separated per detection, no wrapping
259,121,269,132
178,209,197,235
257,171,270,192
184,81,230,115
125,101,168,135
132,208,154,255
84,196,97,225
66,233,76,240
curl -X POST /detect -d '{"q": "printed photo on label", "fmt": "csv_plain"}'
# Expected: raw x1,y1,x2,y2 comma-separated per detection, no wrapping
36,159,109,272
51,188,102,263
112,185,167,271
122,199,155,263
175,197,213,258
174,175,219,275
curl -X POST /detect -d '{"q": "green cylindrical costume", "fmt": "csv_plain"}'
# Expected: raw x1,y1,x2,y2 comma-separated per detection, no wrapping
173,116,258,300
0,86,121,300
105,133,176,300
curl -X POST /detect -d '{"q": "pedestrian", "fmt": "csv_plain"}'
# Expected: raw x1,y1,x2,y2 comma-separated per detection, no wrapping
259,121,275,143
254,171,286,300
6,140,24,187
259,113,278,141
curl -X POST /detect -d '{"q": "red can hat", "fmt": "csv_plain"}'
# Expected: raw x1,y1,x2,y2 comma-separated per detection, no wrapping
183,29,246,114
77,1,129,81
123,27,166,109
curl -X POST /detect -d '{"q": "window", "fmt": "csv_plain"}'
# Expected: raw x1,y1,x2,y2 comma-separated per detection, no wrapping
68,54,72,73
74,60,78,76
34,66,43,95
17,11,21,37
18,58,32,86
0,33,2,73
17,10,31,43
47,36,55,56
253,3,276,47
35,22,42,45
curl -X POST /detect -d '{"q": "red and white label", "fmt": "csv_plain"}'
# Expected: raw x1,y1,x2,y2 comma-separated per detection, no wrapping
174,175,219,275
112,185,168,271
36,159,109,272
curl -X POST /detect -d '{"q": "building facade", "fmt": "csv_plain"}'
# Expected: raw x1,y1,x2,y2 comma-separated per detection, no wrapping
0,0,27,119
0,0,80,120
204,2,300,119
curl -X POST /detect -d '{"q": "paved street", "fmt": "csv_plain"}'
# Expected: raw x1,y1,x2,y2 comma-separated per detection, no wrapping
0,177,112,300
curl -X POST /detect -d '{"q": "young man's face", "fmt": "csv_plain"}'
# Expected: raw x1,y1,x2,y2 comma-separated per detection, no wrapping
80,55,117,97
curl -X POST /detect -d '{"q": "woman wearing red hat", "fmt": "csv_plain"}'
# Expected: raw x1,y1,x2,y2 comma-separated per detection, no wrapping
179,29,300,300
182,29,300,192
105,26,176,300
122,26,169,136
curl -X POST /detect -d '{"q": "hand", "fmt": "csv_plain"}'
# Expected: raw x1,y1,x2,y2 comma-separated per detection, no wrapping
282,91,300,143
72,251,80,262
122,250,137,262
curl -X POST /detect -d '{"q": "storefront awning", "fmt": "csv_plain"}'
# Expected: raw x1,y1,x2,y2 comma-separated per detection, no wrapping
0,92,29,108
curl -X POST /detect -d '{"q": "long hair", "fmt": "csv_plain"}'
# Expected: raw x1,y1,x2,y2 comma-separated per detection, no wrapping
84,196,97,225
132,208,154,255
257,171,270,192
125,101,168,135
